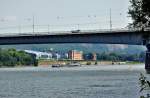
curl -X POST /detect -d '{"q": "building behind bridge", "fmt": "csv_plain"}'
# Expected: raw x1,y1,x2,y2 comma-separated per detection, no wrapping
24,50,53,59
68,50,83,60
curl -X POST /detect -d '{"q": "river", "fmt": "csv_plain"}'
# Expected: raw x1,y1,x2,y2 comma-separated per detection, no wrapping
0,64,149,98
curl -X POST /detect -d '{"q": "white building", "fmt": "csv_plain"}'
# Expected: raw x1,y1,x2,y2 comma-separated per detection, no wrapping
24,50,52,59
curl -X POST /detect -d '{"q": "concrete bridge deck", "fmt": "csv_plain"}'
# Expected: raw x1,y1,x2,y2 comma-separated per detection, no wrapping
1,29,150,70
0,30,149,45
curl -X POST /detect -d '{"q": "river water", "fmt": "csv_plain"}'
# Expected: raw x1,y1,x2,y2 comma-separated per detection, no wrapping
0,64,149,98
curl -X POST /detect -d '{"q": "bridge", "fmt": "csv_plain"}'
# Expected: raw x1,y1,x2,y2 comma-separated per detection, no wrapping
0,29,150,70
0,29,149,45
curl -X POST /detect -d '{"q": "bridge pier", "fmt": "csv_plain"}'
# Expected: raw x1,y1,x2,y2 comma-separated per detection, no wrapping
145,44,150,72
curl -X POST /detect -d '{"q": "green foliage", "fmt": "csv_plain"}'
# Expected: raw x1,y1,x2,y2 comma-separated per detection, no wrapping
139,73,150,92
128,0,150,29
139,73,150,98
94,61,98,65
86,62,91,65
0,48,35,67
34,60,38,66
96,52,144,62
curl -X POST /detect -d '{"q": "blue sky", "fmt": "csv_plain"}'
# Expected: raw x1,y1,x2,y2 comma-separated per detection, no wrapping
0,0,131,33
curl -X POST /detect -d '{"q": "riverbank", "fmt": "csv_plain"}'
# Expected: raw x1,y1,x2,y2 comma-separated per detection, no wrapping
0,64,145,72
38,60,143,67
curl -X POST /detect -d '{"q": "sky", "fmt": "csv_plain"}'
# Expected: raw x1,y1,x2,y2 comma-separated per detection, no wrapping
0,0,131,33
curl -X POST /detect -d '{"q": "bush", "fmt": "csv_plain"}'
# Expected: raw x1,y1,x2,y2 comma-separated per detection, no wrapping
139,73,150,98
0,48,35,67
94,61,98,65
86,62,91,65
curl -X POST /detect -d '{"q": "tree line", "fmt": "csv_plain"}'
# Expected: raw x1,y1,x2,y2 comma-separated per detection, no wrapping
83,52,145,62
0,48,36,67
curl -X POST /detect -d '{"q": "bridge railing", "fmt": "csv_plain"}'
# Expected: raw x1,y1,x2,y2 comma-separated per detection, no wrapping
0,23,141,36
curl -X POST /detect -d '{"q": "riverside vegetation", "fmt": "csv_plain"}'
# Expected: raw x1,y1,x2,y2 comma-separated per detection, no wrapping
0,48,145,67
139,73,150,98
0,48,36,67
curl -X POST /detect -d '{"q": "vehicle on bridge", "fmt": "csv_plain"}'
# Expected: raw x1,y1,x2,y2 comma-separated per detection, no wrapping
71,30,80,33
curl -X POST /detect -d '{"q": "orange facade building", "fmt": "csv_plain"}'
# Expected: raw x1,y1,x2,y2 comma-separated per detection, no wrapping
68,50,83,60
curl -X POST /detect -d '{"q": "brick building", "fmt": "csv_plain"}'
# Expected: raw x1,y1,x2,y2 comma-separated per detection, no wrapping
68,50,83,60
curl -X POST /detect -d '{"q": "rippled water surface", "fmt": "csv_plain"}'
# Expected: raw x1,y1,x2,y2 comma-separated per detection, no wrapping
0,65,149,98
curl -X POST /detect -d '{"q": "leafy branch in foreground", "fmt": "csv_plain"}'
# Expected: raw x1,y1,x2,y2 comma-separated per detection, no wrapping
139,73,150,98
128,0,150,29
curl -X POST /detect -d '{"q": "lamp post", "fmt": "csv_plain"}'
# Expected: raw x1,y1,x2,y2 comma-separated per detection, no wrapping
109,8,112,31
77,24,79,30
32,15,35,33
18,17,22,33
18,24,21,33
48,25,50,33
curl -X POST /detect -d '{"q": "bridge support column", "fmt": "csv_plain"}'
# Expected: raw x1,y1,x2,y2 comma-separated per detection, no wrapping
145,44,150,71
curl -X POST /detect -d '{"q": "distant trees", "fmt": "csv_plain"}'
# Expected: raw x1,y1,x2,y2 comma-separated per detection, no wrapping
96,52,144,62
83,53,94,60
128,0,150,29
83,52,144,62
0,48,35,67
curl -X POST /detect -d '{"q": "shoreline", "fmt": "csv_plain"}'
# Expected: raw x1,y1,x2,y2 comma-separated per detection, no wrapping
38,60,143,66
0,64,145,72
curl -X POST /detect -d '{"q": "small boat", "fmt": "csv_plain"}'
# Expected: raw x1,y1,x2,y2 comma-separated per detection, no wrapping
52,64,61,67
67,63,81,67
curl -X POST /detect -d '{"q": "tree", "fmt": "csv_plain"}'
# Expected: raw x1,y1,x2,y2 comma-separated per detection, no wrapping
139,73,150,98
128,0,150,29
0,48,35,67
